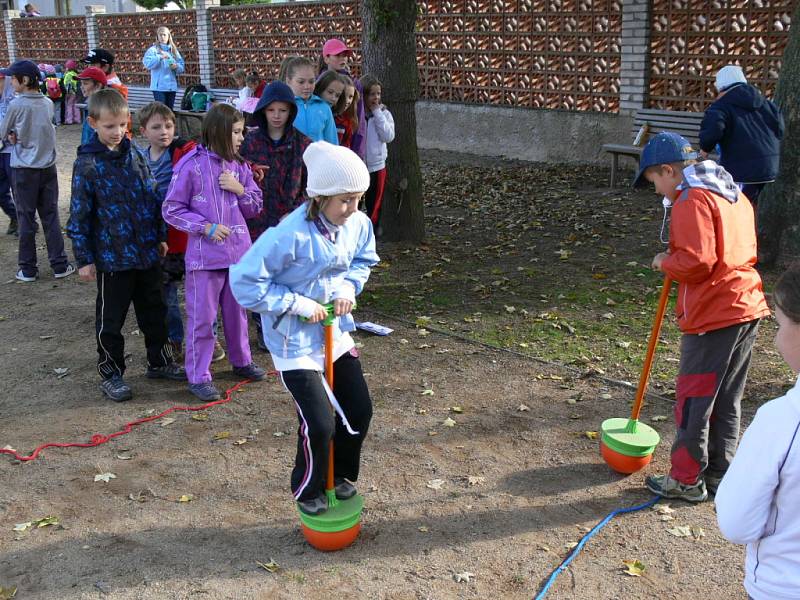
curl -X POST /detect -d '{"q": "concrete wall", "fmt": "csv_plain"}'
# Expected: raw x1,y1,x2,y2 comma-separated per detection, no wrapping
415,101,633,165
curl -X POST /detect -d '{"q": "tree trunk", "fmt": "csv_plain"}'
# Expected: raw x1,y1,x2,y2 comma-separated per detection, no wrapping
360,0,425,242
758,5,800,266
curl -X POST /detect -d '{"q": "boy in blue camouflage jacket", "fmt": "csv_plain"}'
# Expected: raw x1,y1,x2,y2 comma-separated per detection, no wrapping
66,89,185,402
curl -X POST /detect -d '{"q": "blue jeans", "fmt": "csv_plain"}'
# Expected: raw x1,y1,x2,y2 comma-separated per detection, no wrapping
163,280,183,343
152,90,176,111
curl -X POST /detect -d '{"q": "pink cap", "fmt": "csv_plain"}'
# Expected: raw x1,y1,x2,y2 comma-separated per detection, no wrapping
65,59,78,70
322,38,351,57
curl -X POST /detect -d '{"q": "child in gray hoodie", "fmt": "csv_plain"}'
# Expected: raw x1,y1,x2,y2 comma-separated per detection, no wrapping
0,60,72,281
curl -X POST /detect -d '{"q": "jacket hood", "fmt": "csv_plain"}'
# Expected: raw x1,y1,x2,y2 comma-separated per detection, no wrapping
679,160,740,204
719,83,764,111
77,133,131,158
252,81,297,135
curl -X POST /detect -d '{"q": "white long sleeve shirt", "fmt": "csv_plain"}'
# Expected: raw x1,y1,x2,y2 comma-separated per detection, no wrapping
716,375,800,600
364,105,395,173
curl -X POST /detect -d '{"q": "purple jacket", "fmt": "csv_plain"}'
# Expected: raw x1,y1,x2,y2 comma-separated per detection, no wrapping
162,145,263,271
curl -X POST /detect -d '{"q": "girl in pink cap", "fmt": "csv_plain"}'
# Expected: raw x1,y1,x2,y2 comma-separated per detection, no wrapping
63,60,81,125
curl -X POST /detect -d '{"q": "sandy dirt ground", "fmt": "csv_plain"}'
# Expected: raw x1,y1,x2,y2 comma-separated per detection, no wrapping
0,125,753,599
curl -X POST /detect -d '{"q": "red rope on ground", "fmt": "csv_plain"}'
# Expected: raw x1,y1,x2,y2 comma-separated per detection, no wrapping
0,374,276,462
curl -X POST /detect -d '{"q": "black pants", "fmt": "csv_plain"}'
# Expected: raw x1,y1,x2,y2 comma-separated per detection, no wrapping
95,265,172,379
281,352,372,502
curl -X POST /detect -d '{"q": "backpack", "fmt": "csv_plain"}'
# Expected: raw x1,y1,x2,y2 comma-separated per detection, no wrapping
45,76,62,100
191,92,211,112
62,71,78,95
181,83,208,111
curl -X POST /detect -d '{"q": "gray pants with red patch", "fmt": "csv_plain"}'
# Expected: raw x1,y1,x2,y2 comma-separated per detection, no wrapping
670,319,760,485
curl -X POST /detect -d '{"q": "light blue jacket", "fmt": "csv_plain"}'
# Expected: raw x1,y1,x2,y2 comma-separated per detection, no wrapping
294,95,338,145
229,203,379,358
142,44,185,92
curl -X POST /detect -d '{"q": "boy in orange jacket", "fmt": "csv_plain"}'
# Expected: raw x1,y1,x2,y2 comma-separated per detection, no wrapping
634,132,770,502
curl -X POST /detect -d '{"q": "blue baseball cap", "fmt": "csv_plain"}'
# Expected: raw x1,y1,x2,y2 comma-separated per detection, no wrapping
0,60,40,82
633,132,698,188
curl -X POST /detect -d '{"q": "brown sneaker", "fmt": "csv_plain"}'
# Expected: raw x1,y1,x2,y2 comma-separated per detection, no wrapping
211,340,226,363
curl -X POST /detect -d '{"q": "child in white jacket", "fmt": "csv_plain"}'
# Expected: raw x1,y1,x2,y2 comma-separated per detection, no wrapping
716,263,800,600
360,75,394,226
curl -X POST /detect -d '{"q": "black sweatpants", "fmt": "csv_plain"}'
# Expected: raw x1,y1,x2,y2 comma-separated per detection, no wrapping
281,351,372,502
95,265,172,379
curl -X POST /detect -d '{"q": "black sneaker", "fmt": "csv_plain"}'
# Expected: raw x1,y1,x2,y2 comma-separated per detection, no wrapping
188,382,221,402
645,474,707,503
231,362,266,381
334,478,357,500
100,375,132,402
6,218,17,236
146,362,187,380
297,493,328,516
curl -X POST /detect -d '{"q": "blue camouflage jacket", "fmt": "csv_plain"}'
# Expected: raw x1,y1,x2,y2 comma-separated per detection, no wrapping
66,134,165,272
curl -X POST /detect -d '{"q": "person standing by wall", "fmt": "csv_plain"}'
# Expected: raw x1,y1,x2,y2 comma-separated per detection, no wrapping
699,65,784,206
142,26,184,111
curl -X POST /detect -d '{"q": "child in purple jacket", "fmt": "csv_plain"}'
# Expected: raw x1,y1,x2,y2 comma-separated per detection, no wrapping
163,103,266,401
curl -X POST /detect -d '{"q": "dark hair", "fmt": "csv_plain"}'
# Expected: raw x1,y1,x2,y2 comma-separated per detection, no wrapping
88,88,128,119
138,101,175,129
244,71,260,86
314,70,348,114
201,103,244,162
13,73,39,90
774,263,800,324
281,56,315,83
359,74,382,100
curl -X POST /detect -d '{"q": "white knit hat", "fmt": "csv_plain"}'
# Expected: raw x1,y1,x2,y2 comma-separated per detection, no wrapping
715,65,747,92
304,141,370,197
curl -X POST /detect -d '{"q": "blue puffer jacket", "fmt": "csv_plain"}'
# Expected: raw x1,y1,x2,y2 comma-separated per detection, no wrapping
229,203,379,359
699,83,784,183
66,135,164,272
142,44,185,92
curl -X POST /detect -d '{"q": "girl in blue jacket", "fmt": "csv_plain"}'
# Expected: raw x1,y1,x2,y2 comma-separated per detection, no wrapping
142,26,185,111
282,56,338,145
230,141,378,516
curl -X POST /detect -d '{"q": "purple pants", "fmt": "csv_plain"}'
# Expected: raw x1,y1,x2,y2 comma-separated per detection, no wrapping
185,268,251,384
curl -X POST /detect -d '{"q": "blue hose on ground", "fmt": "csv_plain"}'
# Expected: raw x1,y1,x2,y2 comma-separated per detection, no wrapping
533,495,660,599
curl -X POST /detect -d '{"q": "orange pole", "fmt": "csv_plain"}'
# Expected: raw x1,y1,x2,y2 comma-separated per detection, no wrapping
630,277,672,422
324,323,335,493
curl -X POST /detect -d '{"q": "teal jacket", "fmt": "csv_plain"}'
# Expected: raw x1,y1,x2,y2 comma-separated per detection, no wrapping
293,94,338,145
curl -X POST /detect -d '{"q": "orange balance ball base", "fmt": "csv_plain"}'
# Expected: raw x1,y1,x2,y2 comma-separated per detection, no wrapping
302,523,361,552
600,440,653,475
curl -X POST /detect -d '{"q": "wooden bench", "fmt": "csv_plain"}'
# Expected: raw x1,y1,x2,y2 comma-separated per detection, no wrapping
602,108,708,187
127,86,238,139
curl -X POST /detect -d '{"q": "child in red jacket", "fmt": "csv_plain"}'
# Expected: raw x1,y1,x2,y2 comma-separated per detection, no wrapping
635,132,770,503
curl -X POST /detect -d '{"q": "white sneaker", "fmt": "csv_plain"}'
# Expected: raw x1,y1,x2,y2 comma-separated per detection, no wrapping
54,264,76,279
15,269,37,282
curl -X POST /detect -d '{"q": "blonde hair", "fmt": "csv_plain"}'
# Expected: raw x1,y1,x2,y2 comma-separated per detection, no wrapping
156,26,181,60
88,88,128,120
281,55,316,83
305,197,329,220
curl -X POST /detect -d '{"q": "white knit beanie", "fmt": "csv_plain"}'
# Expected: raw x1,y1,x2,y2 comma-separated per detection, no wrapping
715,65,747,92
304,141,370,197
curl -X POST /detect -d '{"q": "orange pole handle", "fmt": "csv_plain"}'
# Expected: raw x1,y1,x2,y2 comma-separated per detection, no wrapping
324,323,335,493
630,277,673,421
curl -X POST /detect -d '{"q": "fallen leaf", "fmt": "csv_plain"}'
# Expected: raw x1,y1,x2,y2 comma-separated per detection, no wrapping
233,438,248,446
34,516,59,528
94,472,116,483
667,526,692,538
0,585,17,599
605,298,617,306
616,340,631,348
467,476,485,486
421,389,435,396
399,338,409,344
116,453,132,460
272,431,285,437
652,503,675,516
517,404,530,412
177,494,193,503
159,417,176,427
584,431,598,440
213,431,231,440
428,431,438,436
39,335,54,340
566,398,577,405
563,541,578,551
691,526,705,539
504,305,516,313
12,522,32,532
426,479,445,490
418,328,430,337
622,559,645,577
600,393,613,400
256,560,280,573
415,316,431,326
450,406,464,414
651,415,668,422
53,367,69,375
453,571,475,583
661,515,675,522
191,413,209,421
418,525,429,532
442,417,456,428
601,312,615,319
